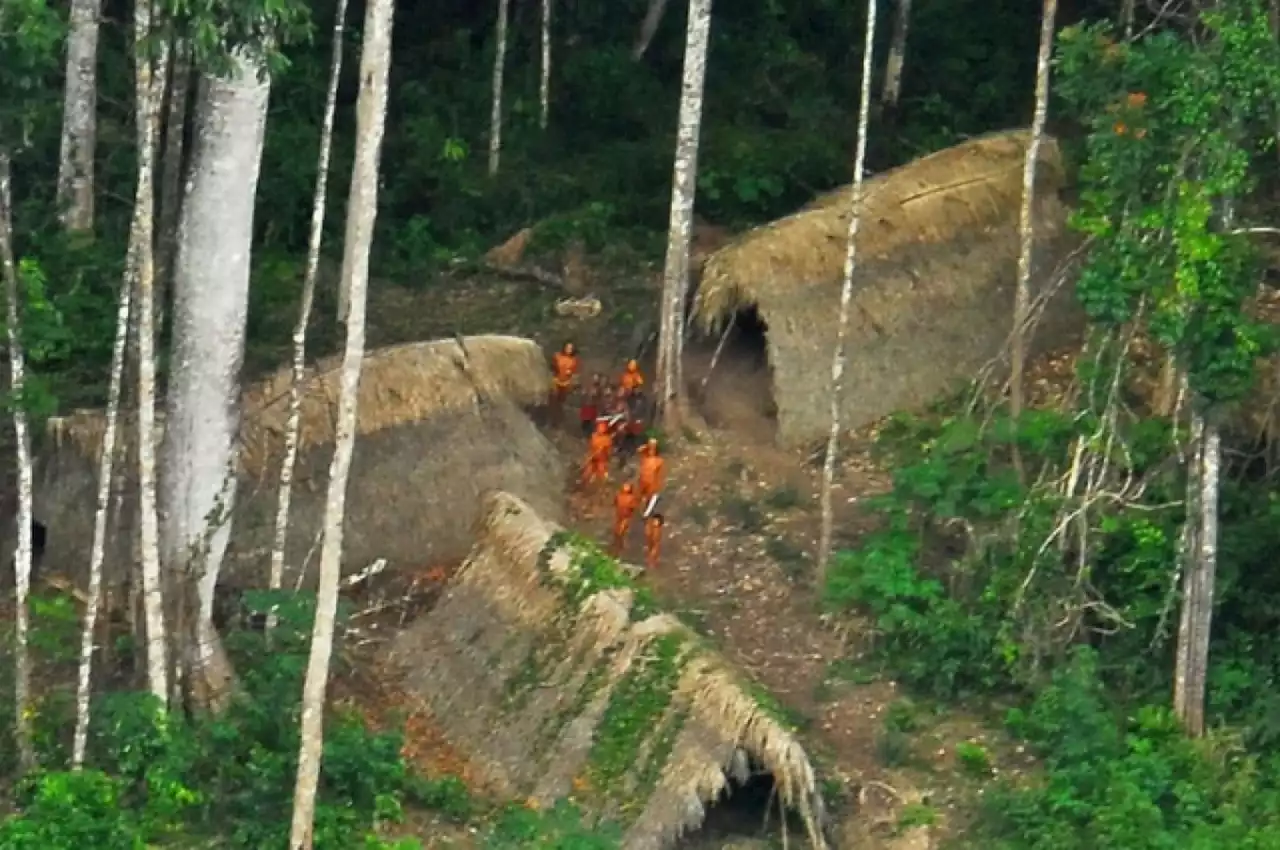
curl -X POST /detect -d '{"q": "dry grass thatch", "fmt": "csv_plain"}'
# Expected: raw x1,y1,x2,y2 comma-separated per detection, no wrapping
45,334,550,479
30,336,563,588
694,129,1067,329
387,491,829,850
686,129,1079,445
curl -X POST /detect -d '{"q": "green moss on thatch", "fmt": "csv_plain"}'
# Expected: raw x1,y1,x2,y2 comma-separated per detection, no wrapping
540,530,660,621
587,632,690,818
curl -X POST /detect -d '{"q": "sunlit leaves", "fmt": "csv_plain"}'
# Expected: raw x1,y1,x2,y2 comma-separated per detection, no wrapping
157,0,314,79
1055,2,1280,407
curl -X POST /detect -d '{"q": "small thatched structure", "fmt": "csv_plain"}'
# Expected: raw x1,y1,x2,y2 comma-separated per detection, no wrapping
386,492,829,850
694,129,1081,446
26,336,564,591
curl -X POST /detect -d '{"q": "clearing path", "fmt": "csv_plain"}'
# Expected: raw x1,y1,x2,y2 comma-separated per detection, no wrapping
555,325,1023,848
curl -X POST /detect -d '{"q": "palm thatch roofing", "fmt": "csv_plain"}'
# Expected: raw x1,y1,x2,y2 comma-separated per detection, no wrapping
28,336,564,589
692,129,1081,445
386,491,830,850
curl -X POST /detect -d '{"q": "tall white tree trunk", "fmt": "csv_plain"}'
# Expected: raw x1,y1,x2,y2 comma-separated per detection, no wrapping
161,54,270,711
130,0,170,708
881,0,911,108
655,0,713,429
156,39,191,323
289,0,393,841
816,0,878,581
1009,0,1057,479
269,0,351,632
0,153,36,772
1173,413,1219,737
488,0,510,176
71,268,131,767
539,0,552,129
632,0,670,60
56,0,103,234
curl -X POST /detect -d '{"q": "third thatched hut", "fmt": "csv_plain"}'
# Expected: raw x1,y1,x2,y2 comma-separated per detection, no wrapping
386,491,830,850
693,129,1080,446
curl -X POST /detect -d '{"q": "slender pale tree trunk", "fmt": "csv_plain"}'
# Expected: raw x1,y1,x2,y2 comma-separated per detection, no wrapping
1122,0,1136,39
156,38,191,330
130,0,170,708
1174,412,1219,737
488,0,510,176
268,0,350,632
632,0,670,60
71,272,131,767
539,0,552,129
881,0,911,108
161,53,270,711
1009,0,1057,480
0,153,36,772
816,0,877,581
655,0,713,430
56,0,103,234
289,0,393,841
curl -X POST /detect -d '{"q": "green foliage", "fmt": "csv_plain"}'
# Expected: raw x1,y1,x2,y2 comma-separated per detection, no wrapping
1057,6,1280,404
0,0,63,147
484,799,620,850
976,648,1280,848
545,531,660,621
587,632,686,810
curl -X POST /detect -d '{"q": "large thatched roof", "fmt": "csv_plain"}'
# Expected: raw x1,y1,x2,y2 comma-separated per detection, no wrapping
688,129,1080,445
386,492,829,850
46,334,549,479
29,336,564,588
694,129,1068,329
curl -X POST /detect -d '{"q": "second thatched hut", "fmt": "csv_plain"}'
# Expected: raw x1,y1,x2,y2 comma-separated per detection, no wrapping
693,129,1080,446
29,335,564,593
386,491,830,850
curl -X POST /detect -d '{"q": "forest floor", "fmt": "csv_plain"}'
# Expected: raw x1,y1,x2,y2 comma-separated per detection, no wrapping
342,257,1041,849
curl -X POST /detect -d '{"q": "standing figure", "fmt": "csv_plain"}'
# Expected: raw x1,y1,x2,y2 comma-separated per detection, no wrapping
581,420,613,487
550,342,580,425
611,482,640,555
618,359,645,398
579,373,604,437
637,438,666,502
644,513,664,570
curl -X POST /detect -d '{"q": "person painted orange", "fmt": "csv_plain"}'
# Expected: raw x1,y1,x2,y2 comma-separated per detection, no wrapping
637,438,666,501
611,482,640,554
582,420,613,486
619,359,645,397
644,513,664,569
550,342,580,422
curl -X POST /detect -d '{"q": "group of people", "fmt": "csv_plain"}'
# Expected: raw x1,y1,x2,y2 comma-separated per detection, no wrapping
548,342,667,568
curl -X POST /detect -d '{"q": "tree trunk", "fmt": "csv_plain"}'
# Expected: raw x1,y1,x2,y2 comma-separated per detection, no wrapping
632,0,670,60
816,0,877,582
539,0,552,129
0,152,36,772
131,0,170,708
161,53,271,712
881,0,911,108
269,0,351,633
156,38,191,339
72,262,131,767
288,0,394,840
1174,412,1219,737
1009,0,1057,480
488,0,511,177
56,0,103,234
655,0,713,431
1122,0,1136,39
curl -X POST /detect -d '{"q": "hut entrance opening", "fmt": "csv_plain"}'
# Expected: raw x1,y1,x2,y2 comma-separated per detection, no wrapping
676,762,808,849
688,306,777,443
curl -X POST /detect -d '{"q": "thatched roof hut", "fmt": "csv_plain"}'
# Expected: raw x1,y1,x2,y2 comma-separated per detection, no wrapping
386,491,830,850
26,335,564,591
693,129,1082,446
